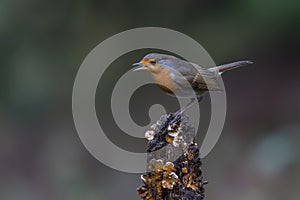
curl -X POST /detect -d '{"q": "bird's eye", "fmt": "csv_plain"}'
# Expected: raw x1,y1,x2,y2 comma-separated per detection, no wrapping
150,60,157,65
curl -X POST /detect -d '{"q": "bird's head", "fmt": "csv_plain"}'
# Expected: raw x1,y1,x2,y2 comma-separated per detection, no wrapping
132,53,167,73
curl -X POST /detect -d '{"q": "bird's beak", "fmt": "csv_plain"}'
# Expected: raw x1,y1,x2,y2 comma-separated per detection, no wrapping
132,62,146,71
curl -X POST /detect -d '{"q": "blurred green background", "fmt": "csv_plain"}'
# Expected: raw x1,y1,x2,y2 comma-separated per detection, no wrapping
1,0,300,199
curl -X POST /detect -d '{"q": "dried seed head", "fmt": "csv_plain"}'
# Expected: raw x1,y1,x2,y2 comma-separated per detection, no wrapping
148,159,164,171
172,135,183,147
138,113,206,200
165,134,174,143
162,162,175,171
150,124,157,130
145,130,155,140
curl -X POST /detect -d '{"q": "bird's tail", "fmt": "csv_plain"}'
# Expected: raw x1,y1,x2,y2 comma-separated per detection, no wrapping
216,60,253,74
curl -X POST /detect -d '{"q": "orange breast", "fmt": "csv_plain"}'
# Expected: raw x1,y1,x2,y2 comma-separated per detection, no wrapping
150,68,178,94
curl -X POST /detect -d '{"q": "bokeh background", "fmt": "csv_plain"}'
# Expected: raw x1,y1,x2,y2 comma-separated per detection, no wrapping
1,0,300,199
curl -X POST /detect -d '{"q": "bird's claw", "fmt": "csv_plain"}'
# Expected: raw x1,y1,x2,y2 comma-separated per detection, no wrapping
169,111,182,126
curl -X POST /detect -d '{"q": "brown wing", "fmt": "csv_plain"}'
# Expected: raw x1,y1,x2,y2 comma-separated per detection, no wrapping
189,63,223,91
170,62,222,92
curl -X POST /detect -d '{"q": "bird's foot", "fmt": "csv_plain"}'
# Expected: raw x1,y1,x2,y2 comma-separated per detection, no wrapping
169,110,182,127
197,95,203,102
168,96,203,127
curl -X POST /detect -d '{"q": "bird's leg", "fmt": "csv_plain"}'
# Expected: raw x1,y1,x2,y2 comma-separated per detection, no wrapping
170,96,203,125
179,98,196,114
197,95,203,102
180,95,203,114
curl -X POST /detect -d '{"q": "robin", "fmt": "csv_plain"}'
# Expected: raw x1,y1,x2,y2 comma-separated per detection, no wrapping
132,53,253,114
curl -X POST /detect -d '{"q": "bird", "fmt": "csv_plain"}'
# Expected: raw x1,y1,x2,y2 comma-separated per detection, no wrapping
132,53,253,116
